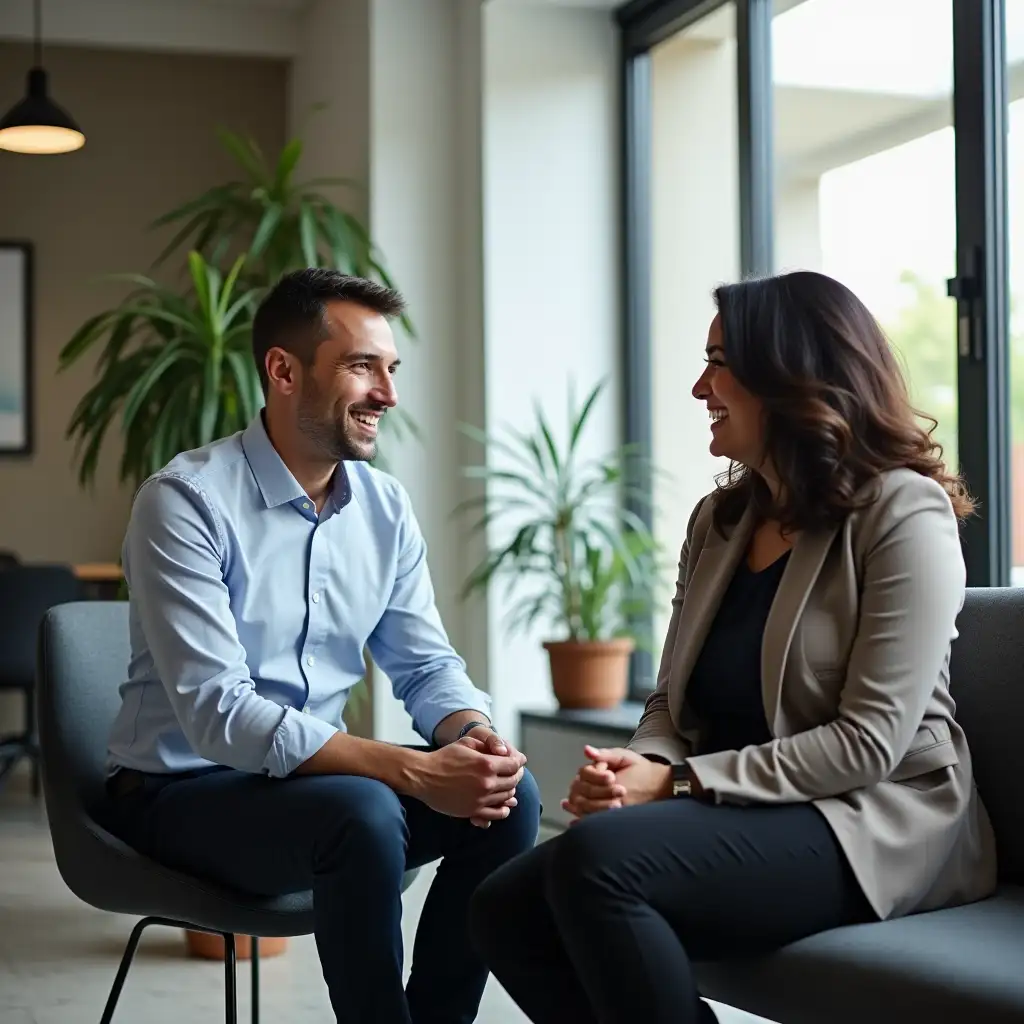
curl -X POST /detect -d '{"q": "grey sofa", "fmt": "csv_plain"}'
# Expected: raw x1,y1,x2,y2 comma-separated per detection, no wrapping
695,586,1024,1024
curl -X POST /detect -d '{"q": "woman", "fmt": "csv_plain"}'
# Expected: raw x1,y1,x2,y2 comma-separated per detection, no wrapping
469,271,996,1024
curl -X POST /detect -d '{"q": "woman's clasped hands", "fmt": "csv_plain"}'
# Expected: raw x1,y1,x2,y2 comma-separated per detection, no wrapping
560,744,673,823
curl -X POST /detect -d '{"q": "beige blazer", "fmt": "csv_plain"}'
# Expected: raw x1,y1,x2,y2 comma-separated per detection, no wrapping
628,468,996,920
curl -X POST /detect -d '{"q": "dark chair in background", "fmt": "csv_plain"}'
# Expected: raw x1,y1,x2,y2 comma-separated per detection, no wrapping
37,600,421,1024
0,550,21,570
0,564,82,794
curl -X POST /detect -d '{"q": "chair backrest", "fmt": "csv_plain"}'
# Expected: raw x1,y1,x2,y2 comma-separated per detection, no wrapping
0,565,83,689
950,587,1024,884
37,601,130,814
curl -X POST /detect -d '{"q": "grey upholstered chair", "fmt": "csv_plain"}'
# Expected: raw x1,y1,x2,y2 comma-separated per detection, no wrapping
37,600,420,1024
694,587,1024,1024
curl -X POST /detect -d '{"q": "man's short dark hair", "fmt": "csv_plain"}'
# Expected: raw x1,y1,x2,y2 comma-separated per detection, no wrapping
251,269,406,393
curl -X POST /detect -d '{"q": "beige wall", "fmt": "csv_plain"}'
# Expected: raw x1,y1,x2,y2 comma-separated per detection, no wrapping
0,42,287,564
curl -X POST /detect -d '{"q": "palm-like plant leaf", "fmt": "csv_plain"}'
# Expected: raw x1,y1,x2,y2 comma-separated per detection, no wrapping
457,379,664,643
59,251,262,489
149,126,415,340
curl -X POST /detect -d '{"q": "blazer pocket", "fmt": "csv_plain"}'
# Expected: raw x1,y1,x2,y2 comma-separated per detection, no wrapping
811,666,845,685
889,723,958,783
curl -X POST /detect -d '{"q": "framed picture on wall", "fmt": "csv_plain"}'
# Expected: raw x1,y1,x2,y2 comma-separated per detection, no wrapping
0,241,32,455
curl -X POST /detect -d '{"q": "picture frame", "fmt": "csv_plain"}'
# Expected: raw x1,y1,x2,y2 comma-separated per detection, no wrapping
0,240,33,455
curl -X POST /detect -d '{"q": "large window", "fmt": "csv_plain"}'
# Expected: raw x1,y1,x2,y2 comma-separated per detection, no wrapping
773,0,958,468
620,0,1012,695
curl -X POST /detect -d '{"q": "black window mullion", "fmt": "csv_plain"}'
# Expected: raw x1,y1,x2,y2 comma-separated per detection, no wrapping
950,0,1011,586
736,0,774,276
621,49,657,697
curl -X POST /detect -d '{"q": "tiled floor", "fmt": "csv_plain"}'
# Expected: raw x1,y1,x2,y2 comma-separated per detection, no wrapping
0,772,771,1023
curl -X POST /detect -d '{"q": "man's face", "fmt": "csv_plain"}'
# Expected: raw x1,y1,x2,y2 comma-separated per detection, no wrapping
296,300,400,463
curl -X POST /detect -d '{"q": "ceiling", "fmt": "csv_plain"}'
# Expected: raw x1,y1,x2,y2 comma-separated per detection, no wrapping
0,0,626,61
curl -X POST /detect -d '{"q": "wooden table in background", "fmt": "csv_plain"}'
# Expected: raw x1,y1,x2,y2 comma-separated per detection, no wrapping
73,562,123,600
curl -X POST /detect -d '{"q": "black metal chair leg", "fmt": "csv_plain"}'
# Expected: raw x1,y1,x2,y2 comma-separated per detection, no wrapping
99,917,154,1024
251,937,260,1024
224,932,238,1024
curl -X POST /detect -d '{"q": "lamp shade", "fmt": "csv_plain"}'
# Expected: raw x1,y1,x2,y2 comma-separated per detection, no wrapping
0,67,84,154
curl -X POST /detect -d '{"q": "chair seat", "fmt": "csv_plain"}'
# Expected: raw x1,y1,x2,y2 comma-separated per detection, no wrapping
52,815,420,939
694,887,1024,1024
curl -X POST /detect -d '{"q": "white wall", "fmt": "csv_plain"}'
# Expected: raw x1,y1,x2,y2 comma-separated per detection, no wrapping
483,1,621,738
368,0,489,744
776,176,823,272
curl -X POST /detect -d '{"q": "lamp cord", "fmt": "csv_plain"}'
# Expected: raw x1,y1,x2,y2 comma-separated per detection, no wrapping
33,0,42,67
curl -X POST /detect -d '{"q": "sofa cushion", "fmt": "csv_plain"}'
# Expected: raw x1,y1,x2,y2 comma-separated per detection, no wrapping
949,588,1024,883
695,886,1024,1024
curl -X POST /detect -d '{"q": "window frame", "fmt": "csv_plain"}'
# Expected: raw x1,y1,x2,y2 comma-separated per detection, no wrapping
617,0,1012,700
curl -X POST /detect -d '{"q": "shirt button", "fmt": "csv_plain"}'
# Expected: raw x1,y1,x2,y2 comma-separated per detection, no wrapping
302,706,311,714
306,655,315,667
312,592,320,604
302,502,311,510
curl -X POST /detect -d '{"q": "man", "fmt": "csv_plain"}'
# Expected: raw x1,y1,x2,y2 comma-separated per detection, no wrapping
101,268,541,1024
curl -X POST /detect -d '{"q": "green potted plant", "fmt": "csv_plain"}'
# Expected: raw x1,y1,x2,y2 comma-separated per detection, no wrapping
459,381,661,709
152,127,401,289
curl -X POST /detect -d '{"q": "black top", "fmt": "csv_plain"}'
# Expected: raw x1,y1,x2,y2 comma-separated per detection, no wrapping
685,551,791,755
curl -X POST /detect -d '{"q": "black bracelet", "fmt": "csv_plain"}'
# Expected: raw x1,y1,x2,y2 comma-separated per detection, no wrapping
456,720,492,742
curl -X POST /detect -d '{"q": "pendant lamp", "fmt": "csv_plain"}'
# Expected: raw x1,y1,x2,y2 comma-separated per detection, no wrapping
0,0,84,154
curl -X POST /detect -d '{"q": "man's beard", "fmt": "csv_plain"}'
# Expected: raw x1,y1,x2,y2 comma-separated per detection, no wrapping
297,376,383,463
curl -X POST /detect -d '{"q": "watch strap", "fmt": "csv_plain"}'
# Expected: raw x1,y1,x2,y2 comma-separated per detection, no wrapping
456,720,493,742
670,762,694,798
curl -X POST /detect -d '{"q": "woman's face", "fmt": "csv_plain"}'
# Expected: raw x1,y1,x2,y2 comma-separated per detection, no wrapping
692,314,765,468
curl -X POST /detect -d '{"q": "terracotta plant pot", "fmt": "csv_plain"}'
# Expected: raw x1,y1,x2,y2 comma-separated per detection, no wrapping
185,930,288,960
542,638,635,709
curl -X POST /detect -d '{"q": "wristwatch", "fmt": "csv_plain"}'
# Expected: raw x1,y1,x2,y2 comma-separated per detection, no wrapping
670,762,695,798
456,720,493,742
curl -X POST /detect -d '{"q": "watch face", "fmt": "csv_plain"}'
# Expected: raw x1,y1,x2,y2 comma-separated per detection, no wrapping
670,764,692,798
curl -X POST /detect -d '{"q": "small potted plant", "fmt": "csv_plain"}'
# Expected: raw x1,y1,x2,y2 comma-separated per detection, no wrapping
459,381,661,709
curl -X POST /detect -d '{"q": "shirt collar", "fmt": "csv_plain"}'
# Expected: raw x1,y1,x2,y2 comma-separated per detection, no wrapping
241,413,352,512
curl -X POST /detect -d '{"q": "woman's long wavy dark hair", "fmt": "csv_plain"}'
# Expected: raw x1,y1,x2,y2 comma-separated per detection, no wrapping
711,270,973,535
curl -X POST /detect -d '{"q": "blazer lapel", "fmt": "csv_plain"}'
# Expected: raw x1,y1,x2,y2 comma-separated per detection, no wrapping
760,524,839,733
669,504,755,726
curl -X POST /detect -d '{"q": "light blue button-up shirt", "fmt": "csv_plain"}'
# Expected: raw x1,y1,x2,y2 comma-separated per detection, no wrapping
107,414,491,778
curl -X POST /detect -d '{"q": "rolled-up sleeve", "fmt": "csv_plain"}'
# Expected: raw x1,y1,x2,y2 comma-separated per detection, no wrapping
366,488,491,743
126,474,338,777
